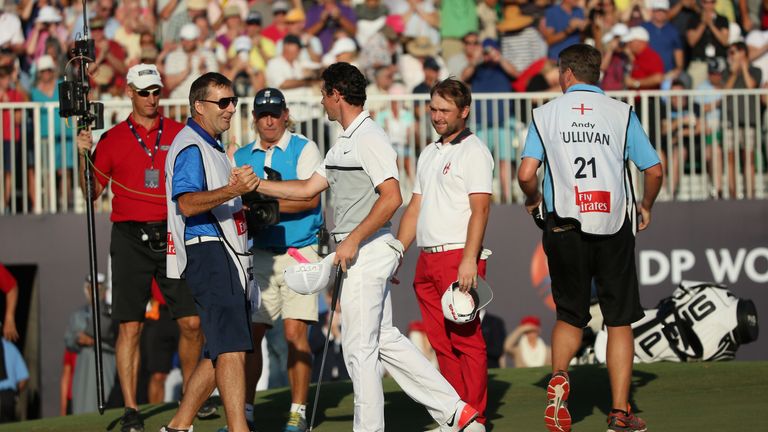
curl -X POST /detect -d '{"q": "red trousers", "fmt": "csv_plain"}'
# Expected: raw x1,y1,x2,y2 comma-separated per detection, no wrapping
413,249,488,424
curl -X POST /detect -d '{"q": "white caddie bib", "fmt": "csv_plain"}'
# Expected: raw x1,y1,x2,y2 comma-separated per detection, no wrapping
532,90,635,235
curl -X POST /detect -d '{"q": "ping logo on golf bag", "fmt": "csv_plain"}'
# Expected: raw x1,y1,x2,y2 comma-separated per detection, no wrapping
633,282,759,362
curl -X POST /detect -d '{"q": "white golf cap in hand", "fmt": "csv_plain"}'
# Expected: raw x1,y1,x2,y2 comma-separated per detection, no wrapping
441,277,494,324
284,253,336,295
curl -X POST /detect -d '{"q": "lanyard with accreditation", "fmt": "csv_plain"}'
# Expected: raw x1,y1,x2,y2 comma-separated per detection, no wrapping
127,117,165,189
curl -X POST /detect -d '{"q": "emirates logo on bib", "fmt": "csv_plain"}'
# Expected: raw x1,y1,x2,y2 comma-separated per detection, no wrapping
575,186,610,213
167,232,176,255
234,210,247,235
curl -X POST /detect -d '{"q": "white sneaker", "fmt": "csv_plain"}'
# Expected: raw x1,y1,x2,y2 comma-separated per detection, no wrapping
442,401,480,432
462,422,486,432
160,427,193,432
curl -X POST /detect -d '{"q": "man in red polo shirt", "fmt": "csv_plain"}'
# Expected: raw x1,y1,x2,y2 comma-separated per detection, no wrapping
76,64,202,432
396,78,494,431
622,26,665,90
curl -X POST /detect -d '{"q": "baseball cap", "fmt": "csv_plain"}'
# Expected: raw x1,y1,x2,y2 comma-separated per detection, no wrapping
36,55,55,72
253,87,287,117
272,0,291,14
422,56,440,71
601,22,629,45
482,38,500,51
441,277,494,324
233,35,252,53
650,0,670,9
36,5,62,23
283,34,303,48
284,253,337,295
707,57,726,74
520,315,541,327
126,63,163,89
179,23,200,41
621,26,649,43
322,37,358,66
246,9,263,25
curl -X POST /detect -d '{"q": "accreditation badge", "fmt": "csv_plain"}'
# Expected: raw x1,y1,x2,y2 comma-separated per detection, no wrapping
145,168,160,189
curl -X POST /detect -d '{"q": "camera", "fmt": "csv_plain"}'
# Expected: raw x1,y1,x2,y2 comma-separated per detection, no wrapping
242,166,281,232
59,37,104,129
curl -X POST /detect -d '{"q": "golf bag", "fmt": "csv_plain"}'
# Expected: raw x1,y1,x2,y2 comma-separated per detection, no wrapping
595,281,759,363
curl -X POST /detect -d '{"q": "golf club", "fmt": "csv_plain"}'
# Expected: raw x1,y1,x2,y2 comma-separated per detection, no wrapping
309,264,345,431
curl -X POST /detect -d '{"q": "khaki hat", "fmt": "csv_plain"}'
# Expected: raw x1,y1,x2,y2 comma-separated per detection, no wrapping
496,5,534,33
186,0,207,11
90,17,106,29
139,45,159,61
285,8,306,23
92,64,115,86
222,5,241,19
406,36,437,57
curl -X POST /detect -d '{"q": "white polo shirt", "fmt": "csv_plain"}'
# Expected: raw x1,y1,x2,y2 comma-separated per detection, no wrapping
316,110,399,234
414,129,494,247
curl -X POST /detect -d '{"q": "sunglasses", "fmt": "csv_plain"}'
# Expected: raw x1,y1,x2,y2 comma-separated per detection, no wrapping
200,97,239,109
135,88,161,97
254,95,285,106
464,40,480,45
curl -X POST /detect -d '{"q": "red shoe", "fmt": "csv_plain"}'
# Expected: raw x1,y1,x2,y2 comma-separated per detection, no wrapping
544,371,571,432
606,409,647,432
444,401,480,432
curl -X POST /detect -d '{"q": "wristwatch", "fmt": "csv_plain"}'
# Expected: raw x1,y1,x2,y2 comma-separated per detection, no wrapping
632,80,641,89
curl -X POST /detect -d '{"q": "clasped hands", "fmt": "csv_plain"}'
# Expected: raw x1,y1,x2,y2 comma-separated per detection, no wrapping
229,165,261,195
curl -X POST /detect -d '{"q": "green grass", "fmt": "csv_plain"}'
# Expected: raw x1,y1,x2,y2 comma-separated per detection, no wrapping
2,361,766,431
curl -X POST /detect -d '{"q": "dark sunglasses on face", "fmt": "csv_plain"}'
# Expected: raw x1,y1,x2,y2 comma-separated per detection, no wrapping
136,88,161,97
254,95,285,106
200,97,239,109
464,40,480,45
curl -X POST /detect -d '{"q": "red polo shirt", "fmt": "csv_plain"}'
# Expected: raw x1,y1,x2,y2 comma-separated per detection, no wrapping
630,46,665,88
0,263,16,294
1,89,24,141
91,115,184,222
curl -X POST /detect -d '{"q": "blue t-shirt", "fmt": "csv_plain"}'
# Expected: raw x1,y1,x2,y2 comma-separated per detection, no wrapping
0,339,29,391
471,63,514,127
545,5,584,59
521,84,661,210
31,85,75,169
171,119,227,240
641,21,683,73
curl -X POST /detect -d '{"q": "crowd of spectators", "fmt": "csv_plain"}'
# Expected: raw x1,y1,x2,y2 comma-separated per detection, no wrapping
0,0,766,203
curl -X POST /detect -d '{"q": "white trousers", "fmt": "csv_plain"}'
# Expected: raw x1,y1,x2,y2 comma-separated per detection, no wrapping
340,232,461,432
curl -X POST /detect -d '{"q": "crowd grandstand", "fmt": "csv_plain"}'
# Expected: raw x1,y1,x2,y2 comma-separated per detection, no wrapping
0,0,767,216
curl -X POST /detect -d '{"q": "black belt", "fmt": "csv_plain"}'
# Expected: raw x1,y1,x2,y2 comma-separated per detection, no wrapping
117,221,166,227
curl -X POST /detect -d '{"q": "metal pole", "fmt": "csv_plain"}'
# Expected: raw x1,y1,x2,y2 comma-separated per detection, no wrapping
83,152,106,414
309,265,344,431
78,0,105,413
